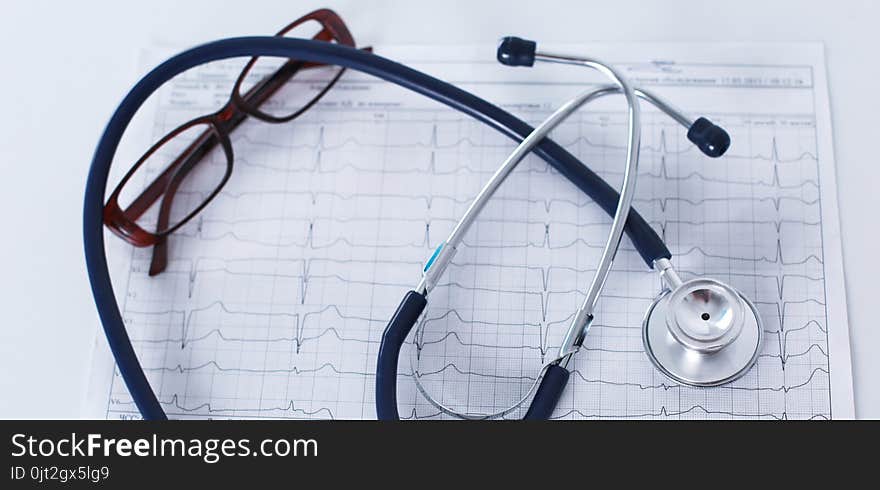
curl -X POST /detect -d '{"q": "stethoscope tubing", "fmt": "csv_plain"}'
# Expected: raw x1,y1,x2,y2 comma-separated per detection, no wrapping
375,291,573,420
84,36,670,420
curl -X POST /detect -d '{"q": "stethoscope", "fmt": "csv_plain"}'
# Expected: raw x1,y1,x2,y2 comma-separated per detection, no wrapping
84,35,761,421
375,38,763,420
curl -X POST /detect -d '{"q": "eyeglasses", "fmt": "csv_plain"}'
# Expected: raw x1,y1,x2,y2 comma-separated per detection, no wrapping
103,9,365,276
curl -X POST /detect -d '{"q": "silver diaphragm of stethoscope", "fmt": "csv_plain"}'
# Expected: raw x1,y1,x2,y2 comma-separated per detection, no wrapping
643,258,763,386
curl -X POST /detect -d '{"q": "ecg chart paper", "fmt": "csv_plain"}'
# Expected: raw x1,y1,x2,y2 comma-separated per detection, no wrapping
85,42,854,420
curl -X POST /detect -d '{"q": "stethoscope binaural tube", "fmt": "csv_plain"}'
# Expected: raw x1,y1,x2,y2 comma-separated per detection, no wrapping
85,36,673,420
376,37,733,420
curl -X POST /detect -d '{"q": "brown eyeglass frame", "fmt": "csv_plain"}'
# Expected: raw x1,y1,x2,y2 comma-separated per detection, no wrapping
102,9,364,275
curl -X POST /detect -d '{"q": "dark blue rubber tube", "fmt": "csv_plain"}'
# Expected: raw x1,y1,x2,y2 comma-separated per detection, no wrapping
84,37,669,420
523,364,571,420
374,292,568,420
376,291,427,420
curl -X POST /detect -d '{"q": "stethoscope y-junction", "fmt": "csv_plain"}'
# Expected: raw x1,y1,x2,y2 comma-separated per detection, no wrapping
84,36,762,421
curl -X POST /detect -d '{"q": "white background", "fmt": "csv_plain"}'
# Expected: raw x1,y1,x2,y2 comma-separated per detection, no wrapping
0,0,876,418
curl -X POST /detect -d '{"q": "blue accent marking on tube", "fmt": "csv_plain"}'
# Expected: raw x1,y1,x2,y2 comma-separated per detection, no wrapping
424,242,445,272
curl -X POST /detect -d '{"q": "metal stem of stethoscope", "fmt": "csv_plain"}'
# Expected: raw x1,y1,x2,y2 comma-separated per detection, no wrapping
416,61,696,299
411,46,702,419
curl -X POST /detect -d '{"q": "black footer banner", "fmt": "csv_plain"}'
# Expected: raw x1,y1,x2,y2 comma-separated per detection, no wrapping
1,421,873,487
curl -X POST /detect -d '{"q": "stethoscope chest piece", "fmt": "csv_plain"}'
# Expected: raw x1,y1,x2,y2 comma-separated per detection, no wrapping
642,278,763,387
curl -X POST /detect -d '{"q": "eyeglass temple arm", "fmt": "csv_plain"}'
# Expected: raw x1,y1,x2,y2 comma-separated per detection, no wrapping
148,157,193,276
146,128,235,275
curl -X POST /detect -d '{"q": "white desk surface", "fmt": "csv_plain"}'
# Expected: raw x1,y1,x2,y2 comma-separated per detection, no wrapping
1,0,877,418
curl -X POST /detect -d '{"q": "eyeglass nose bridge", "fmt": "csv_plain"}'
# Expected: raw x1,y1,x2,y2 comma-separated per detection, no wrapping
215,103,237,123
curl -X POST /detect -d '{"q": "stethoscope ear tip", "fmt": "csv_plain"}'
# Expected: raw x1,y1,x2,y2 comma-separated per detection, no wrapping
497,36,537,67
687,117,731,158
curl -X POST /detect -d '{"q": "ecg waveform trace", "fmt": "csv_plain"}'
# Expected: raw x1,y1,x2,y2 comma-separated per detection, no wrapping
96,46,840,420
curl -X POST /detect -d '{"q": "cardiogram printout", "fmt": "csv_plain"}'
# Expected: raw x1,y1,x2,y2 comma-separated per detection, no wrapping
85,42,854,419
